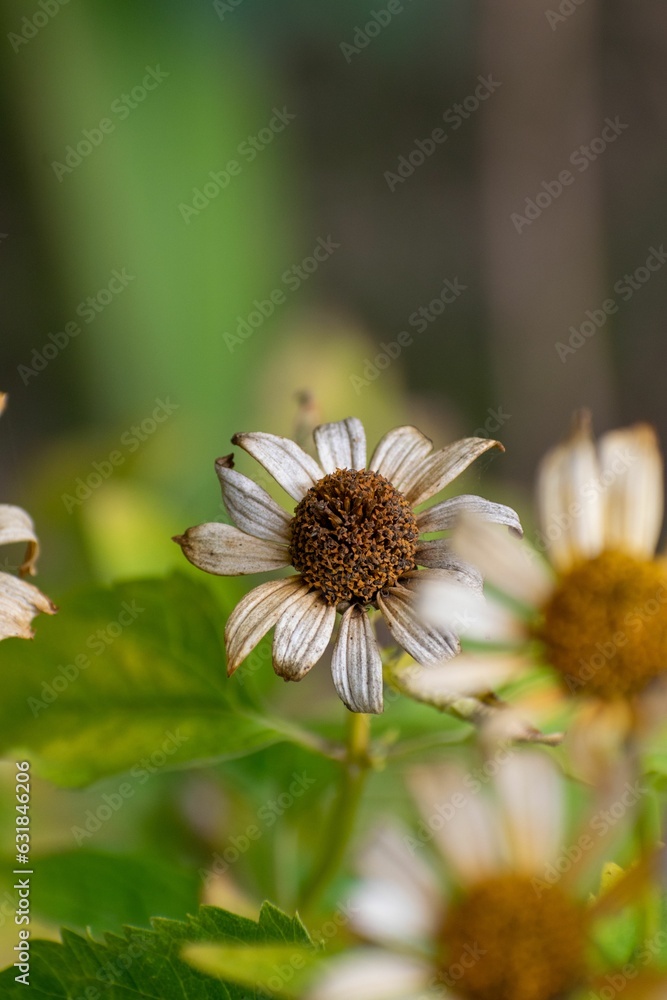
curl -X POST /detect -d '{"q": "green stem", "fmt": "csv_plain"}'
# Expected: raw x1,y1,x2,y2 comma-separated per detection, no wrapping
297,711,371,915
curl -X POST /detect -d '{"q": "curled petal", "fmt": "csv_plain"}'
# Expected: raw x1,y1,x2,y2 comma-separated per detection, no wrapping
0,572,57,640
174,522,289,576
225,577,309,675
272,592,336,680
405,438,504,508
314,418,367,474
417,494,523,537
0,504,41,576
232,431,324,501
215,456,292,544
331,605,383,713
368,425,433,494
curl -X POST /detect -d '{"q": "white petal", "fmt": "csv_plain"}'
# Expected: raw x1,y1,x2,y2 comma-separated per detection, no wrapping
452,515,553,607
0,504,40,575
331,605,383,713
409,766,501,884
378,585,459,665
398,653,524,699
417,574,521,642
314,418,367,474
272,592,336,680
417,494,523,537
415,541,483,591
536,415,604,571
0,572,57,640
495,752,564,874
598,425,663,558
174,522,289,575
214,456,292,544
224,577,308,675
354,825,442,943
307,952,431,1000
368,425,433,494
232,431,324,501
405,438,504,508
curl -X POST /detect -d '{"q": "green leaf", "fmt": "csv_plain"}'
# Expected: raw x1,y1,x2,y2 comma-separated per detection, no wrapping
0,902,313,999
0,574,306,787
29,850,200,936
183,942,318,998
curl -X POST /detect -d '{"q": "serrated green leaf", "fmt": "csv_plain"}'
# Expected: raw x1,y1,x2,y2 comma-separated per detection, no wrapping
0,902,313,999
0,574,306,787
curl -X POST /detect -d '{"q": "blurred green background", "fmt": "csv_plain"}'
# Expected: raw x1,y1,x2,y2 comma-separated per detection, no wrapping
1,0,666,971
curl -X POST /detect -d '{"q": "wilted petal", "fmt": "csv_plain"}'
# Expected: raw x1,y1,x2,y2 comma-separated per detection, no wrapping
415,541,483,592
174,522,289,576
214,456,292,544
0,504,41,576
405,438,504,508
368,425,433,494
225,577,309,675
272,592,336,680
417,494,523,537
232,431,324,501
378,584,459,665
0,572,57,640
331,605,383,713
314,418,367,474
537,414,604,572
598,424,663,558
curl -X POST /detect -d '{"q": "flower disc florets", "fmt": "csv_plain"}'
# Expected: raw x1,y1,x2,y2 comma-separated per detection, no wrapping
289,469,419,606
538,549,667,699
441,874,587,1000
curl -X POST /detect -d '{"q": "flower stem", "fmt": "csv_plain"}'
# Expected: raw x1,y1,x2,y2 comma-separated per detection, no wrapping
297,711,372,916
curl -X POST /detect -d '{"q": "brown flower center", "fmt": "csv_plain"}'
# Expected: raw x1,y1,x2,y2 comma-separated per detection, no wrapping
440,874,588,1000
537,549,667,699
289,469,419,606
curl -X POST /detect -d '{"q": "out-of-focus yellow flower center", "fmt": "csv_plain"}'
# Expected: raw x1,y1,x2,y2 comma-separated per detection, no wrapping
441,874,587,1000
538,549,667,699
